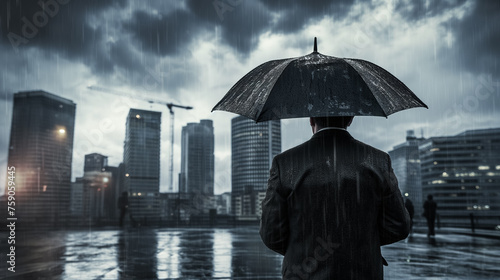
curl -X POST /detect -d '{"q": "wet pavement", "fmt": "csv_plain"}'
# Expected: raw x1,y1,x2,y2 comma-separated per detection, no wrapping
1,227,499,279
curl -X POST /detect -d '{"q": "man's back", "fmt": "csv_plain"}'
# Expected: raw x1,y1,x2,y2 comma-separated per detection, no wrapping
260,128,410,279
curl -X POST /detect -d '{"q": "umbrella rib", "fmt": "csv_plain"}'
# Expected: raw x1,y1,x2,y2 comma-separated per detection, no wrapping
254,58,298,122
342,59,389,117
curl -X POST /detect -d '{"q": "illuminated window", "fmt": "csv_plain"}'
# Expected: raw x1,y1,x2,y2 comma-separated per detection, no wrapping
138,192,142,196
430,148,440,152
404,193,409,197
125,173,130,177
43,185,47,192
442,172,449,177
478,166,490,170
136,114,141,119
432,180,445,184
433,161,438,165
475,186,480,189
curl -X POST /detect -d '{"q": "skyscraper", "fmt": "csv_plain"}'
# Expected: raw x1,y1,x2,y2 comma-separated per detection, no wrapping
84,153,108,172
231,116,281,216
123,108,161,223
388,130,425,222
419,128,500,228
179,119,214,195
7,90,76,228
79,153,116,225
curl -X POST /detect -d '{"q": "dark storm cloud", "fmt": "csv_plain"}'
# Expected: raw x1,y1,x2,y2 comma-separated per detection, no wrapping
186,0,272,55
393,0,468,21
394,0,500,76
124,0,273,57
0,0,127,73
259,0,355,33
123,9,201,56
451,1,500,75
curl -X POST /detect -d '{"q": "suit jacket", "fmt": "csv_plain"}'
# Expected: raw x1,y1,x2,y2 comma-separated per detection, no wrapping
260,128,410,280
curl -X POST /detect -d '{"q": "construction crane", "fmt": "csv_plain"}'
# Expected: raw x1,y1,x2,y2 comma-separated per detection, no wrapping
87,85,193,192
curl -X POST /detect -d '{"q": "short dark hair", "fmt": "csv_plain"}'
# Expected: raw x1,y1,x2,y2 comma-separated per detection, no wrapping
312,116,354,129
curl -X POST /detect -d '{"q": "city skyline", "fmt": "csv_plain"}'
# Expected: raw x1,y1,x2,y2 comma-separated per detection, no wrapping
1,1,499,195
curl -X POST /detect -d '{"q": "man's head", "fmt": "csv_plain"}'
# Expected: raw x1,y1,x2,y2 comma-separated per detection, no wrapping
427,194,433,200
309,116,354,134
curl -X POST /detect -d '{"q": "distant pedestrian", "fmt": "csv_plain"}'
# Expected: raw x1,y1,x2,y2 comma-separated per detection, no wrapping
469,213,475,233
405,198,415,233
423,195,437,237
118,192,129,227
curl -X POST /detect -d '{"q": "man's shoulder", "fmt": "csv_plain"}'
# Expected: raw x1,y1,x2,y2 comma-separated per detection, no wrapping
351,138,389,158
275,135,389,163
274,140,309,161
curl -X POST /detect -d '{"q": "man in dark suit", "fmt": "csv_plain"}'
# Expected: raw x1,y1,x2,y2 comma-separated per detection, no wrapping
260,116,410,280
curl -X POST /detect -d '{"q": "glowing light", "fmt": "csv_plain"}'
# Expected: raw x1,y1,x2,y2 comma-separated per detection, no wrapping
404,193,409,197
43,185,47,192
430,148,440,152
478,166,490,170
58,128,66,134
442,172,449,177
103,177,109,183
136,114,141,119
432,180,445,184
475,186,480,189
433,161,438,165
138,192,142,196
125,173,130,177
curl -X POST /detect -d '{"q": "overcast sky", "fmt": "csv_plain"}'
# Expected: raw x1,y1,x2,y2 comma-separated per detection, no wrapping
1,0,499,194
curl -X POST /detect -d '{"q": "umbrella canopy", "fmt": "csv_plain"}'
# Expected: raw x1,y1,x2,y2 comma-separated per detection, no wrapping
212,38,428,122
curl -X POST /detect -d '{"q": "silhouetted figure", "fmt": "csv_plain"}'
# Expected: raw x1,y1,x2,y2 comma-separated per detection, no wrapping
469,213,475,233
118,192,129,227
423,194,437,237
405,198,415,233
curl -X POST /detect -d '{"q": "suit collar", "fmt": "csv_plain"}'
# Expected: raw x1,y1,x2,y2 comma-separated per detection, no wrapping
311,127,353,140
317,127,347,133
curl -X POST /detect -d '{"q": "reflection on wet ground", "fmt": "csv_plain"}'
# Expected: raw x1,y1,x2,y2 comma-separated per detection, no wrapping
384,233,500,279
0,227,499,279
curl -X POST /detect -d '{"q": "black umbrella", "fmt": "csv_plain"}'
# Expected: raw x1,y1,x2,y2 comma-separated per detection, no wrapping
212,38,428,122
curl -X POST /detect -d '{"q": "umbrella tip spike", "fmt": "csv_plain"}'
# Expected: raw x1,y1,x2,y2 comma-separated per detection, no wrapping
313,37,317,53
